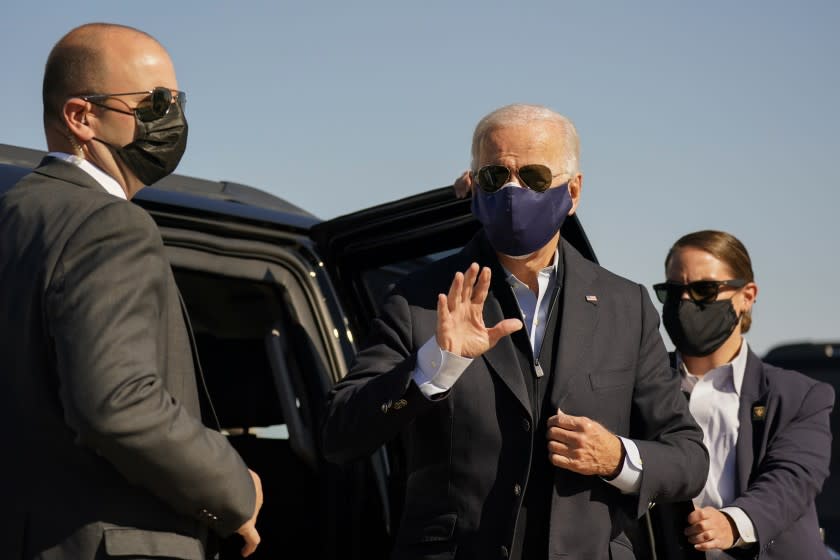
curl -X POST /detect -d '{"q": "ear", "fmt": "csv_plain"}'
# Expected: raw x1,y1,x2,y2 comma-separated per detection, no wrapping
62,97,95,143
740,281,758,313
567,173,583,215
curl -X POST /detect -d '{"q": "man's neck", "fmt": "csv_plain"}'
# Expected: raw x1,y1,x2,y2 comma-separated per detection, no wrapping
497,233,560,294
682,331,743,377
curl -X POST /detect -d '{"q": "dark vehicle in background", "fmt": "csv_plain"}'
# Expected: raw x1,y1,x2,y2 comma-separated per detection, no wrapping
764,341,840,551
0,143,599,559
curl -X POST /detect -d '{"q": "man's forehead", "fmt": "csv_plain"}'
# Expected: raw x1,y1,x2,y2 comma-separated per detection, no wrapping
99,38,177,92
478,122,565,156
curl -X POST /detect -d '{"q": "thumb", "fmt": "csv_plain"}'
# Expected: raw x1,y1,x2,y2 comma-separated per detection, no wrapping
240,526,260,557
487,318,523,347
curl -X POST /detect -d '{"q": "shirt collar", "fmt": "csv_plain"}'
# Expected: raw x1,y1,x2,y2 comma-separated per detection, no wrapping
503,248,560,289
47,152,127,200
678,337,749,396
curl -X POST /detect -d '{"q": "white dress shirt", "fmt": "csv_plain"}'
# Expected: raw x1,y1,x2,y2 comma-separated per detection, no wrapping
679,339,757,556
411,249,642,493
47,152,127,200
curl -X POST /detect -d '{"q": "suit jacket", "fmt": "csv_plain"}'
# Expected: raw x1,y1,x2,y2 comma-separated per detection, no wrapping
322,232,708,560
649,350,833,560
0,158,255,559
726,350,832,560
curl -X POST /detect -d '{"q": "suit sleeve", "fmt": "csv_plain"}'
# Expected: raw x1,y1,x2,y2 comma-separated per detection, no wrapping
45,201,255,536
630,285,709,517
730,381,834,551
322,288,438,464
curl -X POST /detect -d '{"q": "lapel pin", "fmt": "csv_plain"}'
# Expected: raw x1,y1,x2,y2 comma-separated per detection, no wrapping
585,295,598,304
752,405,766,421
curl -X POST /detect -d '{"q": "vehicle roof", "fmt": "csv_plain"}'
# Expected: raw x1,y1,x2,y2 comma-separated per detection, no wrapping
0,143,320,231
765,341,840,363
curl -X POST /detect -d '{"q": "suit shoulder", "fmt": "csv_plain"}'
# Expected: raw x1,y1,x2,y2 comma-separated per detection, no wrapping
563,241,643,292
761,360,835,401
394,249,472,297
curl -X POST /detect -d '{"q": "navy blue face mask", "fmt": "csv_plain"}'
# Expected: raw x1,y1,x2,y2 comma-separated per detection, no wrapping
471,182,573,257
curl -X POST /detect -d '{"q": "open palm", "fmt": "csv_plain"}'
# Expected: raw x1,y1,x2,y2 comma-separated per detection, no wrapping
436,263,522,358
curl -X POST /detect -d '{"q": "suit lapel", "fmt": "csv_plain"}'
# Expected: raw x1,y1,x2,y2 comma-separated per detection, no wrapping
482,286,532,416
463,234,532,417
736,350,767,495
550,240,600,409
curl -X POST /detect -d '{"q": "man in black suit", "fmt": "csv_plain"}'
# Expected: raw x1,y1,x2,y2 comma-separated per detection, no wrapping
653,230,833,559
0,23,261,559
322,104,709,559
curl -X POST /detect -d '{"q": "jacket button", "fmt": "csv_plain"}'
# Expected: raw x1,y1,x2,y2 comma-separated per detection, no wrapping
513,483,522,497
500,545,509,558
521,418,530,432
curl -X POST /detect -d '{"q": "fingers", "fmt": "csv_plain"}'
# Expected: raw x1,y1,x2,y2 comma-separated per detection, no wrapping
447,271,463,312
453,170,473,199
461,263,480,303
446,263,480,309
547,409,585,431
471,266,491,304
237,469,263,557
239,524,261,557
686,506,711,525
684,508,735,551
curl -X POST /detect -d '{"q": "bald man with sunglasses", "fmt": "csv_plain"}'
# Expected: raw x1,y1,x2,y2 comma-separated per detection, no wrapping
0,23,261,559
323,104,708,560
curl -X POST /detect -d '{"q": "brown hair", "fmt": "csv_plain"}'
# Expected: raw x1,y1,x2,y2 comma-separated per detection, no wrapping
665,230,755,333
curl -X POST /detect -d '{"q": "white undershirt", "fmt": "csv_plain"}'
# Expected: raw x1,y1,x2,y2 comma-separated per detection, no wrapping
679,339,757,555
47,152,126,200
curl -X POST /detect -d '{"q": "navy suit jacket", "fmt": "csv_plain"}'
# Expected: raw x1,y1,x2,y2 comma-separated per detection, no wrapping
322,232,708,560
724,350,833,559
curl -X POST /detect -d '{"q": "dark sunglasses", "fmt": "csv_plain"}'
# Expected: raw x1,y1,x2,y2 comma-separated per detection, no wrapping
473,164,563,193
80,87,185,123
653,279,747,304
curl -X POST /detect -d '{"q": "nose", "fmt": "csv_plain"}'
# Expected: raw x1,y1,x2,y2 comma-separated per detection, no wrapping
507,170,525,188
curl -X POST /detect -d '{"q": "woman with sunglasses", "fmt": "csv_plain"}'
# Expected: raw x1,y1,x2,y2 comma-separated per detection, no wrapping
652,230,833,559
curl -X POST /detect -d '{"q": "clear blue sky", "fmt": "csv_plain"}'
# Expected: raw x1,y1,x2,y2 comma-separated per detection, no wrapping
2,1,838,354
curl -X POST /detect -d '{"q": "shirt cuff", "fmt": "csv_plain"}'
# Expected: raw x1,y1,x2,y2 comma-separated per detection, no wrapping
602,437,642,494
720,506,757,546
412,337,473,399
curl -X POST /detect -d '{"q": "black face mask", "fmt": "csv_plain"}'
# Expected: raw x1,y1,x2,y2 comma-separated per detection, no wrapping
94,101,188,185
662,298,740,357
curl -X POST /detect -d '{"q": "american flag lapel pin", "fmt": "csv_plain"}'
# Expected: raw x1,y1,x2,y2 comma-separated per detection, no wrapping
585,295,598,304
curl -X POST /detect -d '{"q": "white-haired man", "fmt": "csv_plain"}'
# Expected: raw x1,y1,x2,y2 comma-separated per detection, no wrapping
322,104,708,559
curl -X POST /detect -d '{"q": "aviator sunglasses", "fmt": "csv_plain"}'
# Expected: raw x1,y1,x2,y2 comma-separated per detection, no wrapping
653,279,747,305
473,164,564,193
79,86,185,123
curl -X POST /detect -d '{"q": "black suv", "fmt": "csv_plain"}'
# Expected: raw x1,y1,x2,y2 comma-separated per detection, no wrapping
764,341,840,551
0,143,598,559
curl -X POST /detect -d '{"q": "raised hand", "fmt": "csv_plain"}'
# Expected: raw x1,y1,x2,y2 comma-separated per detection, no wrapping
435,262,522,358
